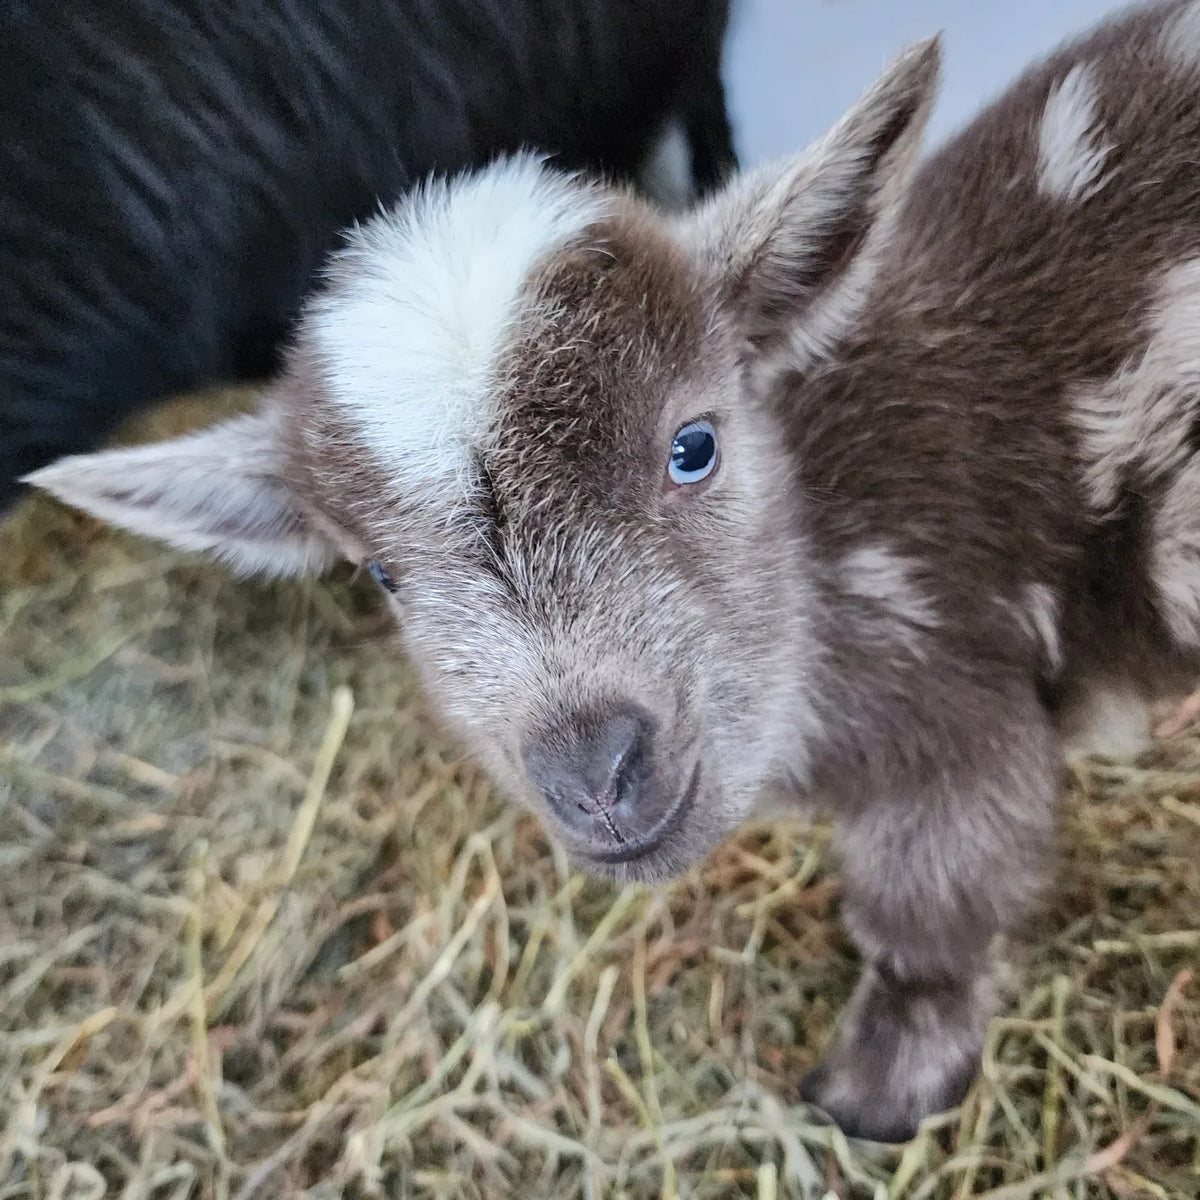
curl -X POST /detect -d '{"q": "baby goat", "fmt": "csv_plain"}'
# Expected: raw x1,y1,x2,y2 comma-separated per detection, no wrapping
28,0,1200,1142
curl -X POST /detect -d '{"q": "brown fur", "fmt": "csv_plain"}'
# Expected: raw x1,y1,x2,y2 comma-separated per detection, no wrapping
27,0,1200,1143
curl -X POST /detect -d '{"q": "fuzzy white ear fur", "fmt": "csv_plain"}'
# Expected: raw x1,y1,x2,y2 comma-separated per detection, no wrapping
679,36,941,367
22,411,339,577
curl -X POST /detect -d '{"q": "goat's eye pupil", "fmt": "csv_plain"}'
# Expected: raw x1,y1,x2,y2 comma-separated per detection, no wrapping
367,559,398,594
668,420,717,485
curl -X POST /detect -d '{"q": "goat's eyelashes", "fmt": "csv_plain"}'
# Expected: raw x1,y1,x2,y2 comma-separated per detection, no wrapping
366,559,399,595
668,419,718,486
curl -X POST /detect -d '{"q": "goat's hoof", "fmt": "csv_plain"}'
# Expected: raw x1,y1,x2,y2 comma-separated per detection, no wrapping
799,1061,923,1144
798,1043,977,1144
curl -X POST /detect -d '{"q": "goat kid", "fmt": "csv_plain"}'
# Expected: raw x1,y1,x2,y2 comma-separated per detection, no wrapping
28,0,1200,1142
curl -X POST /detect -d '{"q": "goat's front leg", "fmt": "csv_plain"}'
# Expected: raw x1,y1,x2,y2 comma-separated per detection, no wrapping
800,692,1058,1142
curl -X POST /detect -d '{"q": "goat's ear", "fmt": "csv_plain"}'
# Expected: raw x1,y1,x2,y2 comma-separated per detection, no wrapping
679,36,941,364
23,410,343,577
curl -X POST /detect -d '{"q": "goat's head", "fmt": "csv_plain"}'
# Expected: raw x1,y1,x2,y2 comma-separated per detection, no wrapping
27,39,940,880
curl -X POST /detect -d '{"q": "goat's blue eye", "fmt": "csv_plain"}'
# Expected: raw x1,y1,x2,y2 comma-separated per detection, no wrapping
669,420,717,485
367,559,398,594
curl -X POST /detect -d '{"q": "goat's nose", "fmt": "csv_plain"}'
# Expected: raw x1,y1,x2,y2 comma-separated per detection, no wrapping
523,704,654,840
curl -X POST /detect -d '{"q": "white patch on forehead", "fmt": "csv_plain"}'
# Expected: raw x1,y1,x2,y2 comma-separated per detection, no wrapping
1160,2,1200,70
1037,62,1111,202
305,153,610,493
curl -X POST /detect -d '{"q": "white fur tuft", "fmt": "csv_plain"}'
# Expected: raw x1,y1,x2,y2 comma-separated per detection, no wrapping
1020,583,1063,671
306,154,611,495
1160,2,1200,70
1037,63,1111,202
1073,258,1200,645
840,543,939,646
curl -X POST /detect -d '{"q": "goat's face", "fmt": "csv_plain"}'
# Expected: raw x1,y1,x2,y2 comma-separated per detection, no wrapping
27,40,941,879
326,210,808,879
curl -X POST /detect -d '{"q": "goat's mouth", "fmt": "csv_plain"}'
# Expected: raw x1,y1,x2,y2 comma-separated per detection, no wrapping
577,761,702,867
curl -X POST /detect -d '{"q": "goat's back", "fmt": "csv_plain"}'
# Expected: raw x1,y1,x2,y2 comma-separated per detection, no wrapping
790,0,1200,718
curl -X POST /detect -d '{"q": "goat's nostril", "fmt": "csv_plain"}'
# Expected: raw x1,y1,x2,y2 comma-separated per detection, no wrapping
523,703,654,837
611,743,641,809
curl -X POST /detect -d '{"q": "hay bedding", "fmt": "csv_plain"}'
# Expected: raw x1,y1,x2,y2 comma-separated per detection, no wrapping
0,394,1197,1200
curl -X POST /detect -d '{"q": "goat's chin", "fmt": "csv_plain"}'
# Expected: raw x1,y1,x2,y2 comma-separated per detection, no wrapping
567,836,711,886
561,807,743,886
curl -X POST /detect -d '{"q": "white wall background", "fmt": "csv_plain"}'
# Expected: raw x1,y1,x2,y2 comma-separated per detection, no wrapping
723,0,1119,166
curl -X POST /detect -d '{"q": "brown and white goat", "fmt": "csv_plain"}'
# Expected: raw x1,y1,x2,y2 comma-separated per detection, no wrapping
27,0,1200,1142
